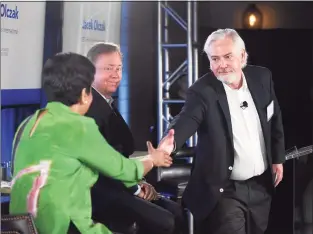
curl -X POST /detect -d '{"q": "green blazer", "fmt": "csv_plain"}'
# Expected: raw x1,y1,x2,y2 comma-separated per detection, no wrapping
9,102,144,234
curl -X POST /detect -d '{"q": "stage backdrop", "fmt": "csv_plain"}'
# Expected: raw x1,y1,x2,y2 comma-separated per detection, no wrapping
62,1,131,125
1,2,46,106
62,2,121,56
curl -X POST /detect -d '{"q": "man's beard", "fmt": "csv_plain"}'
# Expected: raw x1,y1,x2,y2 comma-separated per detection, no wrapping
216,73,237,85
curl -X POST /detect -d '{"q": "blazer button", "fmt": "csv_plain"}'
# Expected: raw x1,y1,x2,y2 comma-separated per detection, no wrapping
228,166,233,170
219,188,224,193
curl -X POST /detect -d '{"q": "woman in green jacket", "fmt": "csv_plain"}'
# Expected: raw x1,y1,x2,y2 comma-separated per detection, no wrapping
9,52,174,234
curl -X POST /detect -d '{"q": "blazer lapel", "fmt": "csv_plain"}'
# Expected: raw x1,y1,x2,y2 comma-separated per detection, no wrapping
244,71,270,152
212,71,269,149
92,88,114,113
212,79,233,143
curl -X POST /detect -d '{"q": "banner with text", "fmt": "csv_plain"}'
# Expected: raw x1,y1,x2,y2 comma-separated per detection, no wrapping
62,2,122,56
1,2,46,90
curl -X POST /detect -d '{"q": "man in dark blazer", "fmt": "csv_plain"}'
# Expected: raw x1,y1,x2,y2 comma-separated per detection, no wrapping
160,29,285,234
85,42,185,234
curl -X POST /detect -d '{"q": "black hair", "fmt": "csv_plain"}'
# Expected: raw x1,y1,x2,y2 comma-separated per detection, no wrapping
42,52,95,106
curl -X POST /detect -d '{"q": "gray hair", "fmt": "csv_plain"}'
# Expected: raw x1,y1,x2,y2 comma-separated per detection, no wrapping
86,42,122,64
203,28,248,68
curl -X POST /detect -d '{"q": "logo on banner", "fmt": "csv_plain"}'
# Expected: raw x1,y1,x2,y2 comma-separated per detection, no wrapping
1,3,19,19
82,19,105,32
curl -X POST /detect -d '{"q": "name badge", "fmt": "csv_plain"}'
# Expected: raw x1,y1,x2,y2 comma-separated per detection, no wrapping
267,100,274,121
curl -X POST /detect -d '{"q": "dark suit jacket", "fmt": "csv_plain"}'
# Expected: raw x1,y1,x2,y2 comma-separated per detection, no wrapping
166,65,285,222
85,88,137,193
86,88,134,157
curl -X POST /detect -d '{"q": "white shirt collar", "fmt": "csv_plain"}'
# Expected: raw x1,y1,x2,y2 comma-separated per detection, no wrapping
92,86,114,105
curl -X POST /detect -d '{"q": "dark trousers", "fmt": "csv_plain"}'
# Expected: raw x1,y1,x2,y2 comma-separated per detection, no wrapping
198,170,273,234
91,178,186,234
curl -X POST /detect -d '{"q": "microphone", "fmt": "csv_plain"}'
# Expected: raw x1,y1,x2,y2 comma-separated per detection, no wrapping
240,101,248,110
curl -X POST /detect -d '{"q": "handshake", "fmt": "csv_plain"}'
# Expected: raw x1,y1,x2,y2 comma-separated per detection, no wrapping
146,129,175,168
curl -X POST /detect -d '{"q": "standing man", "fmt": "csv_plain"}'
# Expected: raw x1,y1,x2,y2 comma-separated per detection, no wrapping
160,28,285,234
85,42,185,234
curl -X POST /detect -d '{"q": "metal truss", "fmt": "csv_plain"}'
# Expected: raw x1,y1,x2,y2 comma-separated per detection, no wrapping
157,1,199,147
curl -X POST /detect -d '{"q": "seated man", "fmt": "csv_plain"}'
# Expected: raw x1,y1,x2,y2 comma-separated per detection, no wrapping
85,42,186,234
9,52,173,234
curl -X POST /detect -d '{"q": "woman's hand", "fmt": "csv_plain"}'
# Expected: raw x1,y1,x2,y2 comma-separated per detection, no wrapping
147,141,172,167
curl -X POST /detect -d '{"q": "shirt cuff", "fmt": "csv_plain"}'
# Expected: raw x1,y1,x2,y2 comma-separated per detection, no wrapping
133,184,141,196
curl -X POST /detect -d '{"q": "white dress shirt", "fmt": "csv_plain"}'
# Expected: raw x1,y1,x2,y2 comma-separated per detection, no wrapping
223,75,267,181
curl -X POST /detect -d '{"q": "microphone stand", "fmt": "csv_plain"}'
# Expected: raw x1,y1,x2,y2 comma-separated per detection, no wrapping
284,145,313,234
285,145,313,161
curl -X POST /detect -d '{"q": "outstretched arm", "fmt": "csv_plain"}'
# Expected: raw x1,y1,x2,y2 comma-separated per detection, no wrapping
79,121,172,188
160,89,206,153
